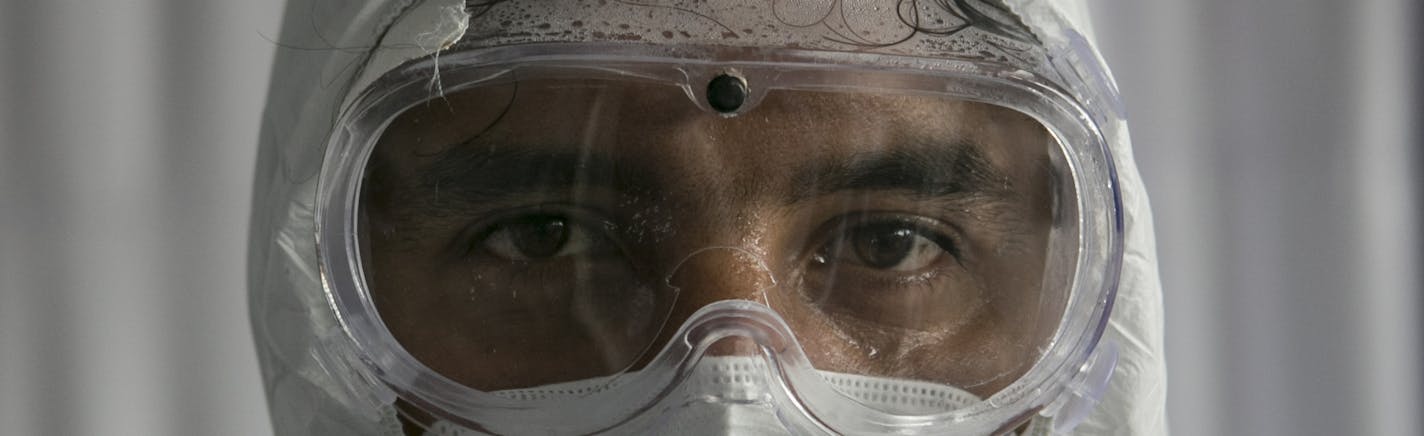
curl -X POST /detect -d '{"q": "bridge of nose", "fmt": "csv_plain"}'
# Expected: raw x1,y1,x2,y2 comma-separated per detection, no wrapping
662,246,782,356
665,246,778,306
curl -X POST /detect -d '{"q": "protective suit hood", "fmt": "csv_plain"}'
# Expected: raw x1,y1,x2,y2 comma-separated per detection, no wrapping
249,0,1165,434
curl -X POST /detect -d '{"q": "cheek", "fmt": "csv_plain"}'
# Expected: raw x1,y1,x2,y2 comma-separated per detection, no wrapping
905,314,1033,397
785,232,1052,395
779,301,873,374
938,230,1053,394
979,253,1046,326
367,238,443,333
366,229,503,386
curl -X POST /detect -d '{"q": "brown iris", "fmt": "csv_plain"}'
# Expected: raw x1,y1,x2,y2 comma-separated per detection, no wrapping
508,216,570,259
853,224,918,269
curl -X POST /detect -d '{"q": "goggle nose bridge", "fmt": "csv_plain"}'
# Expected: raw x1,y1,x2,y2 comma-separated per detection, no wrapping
663,245,781,309
673,299,803,362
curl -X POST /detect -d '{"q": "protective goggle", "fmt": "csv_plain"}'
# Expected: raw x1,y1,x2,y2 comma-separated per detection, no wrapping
317,44,1122,435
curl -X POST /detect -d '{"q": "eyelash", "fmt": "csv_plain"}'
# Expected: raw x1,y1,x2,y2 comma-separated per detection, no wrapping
812,213,965,270
457,206,617,260
455,207,965,272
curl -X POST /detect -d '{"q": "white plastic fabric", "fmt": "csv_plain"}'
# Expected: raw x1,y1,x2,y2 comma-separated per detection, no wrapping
1014,2,1169,434
249,0,1165,434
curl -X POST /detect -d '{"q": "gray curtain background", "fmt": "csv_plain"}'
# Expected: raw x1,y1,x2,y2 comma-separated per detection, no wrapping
0,0,1416,435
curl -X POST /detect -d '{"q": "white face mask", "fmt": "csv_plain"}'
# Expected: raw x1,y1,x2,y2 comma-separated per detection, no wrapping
396,355,1003,435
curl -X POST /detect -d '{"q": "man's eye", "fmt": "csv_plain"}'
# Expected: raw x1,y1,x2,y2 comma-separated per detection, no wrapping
479,215,602,261
817,221,954,272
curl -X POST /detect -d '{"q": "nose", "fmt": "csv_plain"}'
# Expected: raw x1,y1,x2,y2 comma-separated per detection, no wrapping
663,246,779,356
666,246,777,306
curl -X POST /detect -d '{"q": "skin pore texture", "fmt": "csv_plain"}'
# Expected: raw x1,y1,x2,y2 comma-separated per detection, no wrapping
360,79,1058,409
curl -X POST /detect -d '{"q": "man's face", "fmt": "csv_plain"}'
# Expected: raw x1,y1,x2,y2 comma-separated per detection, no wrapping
361,79,1056,398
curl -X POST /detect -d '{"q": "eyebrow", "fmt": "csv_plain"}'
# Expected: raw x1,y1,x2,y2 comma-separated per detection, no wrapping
395,138,1014,211
410,144,656,206
787,143,1013,203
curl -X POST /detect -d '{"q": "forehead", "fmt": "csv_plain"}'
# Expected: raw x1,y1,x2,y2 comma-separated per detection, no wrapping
375,79,1052,176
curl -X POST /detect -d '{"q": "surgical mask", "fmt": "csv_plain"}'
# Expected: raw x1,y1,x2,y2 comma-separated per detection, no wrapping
410,355,1002,436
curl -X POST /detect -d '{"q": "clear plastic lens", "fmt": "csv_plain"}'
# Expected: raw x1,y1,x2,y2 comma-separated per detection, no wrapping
357,76,1068,401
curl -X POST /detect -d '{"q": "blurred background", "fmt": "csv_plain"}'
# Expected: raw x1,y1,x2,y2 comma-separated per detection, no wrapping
0,0,1417,435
